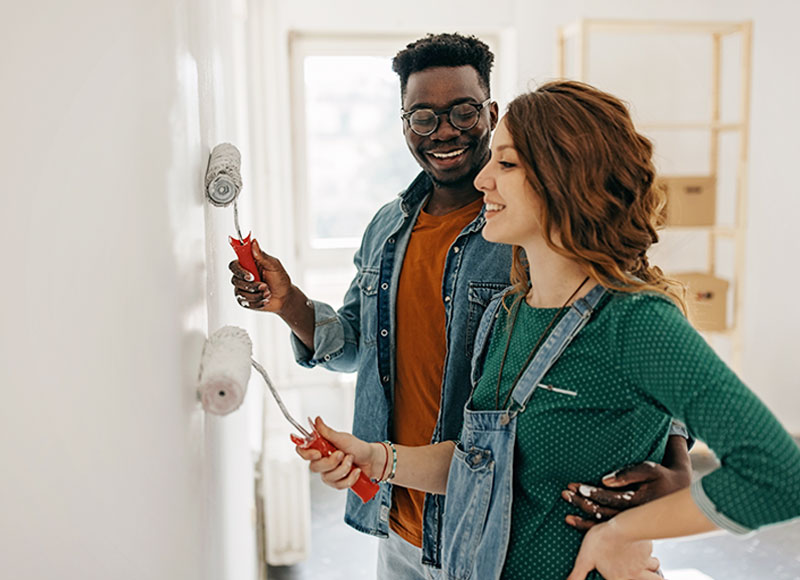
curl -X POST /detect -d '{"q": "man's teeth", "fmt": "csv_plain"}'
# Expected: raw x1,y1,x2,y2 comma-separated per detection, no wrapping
430,148,467,159
485,203,505,212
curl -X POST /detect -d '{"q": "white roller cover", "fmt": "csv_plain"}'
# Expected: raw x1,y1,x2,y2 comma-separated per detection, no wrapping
205,143,242,206
198,325,252,415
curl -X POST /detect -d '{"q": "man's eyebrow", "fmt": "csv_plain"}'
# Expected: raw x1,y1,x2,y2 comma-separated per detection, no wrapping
404,97,481,111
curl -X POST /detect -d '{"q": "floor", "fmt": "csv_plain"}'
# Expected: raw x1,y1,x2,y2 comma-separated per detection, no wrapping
267,450,800,580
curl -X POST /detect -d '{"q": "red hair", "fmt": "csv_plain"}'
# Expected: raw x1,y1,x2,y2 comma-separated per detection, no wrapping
503,80,685,311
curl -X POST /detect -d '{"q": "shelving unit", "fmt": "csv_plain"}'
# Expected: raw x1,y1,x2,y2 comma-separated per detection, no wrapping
556,19,752,371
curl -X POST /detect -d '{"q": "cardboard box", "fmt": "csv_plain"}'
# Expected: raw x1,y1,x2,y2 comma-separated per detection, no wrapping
672,272,730,331
657,176,717,227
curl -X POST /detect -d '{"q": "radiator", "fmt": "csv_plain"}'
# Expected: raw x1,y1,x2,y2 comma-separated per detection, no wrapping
259,447,311,566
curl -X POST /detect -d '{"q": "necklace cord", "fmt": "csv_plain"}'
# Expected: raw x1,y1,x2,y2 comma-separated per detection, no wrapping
494,276,590,410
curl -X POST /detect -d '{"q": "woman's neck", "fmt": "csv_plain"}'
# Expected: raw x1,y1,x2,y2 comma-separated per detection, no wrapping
523,240,592,308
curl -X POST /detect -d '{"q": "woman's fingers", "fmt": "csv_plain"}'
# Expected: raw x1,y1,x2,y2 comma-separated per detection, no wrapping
320,454,357,489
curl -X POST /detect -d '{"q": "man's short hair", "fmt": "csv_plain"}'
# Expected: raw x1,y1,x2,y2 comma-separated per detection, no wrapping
392,33,494,98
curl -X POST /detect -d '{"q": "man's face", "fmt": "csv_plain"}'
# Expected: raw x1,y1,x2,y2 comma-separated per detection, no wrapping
402,65,498,189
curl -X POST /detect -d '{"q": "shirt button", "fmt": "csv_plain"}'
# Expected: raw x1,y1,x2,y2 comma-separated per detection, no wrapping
453,246,460,253
382,376,390,383
323,354,331,361
381,283,388,290
444,296,451,303
380,329,388,337
388,238,395,244
366,285,373,291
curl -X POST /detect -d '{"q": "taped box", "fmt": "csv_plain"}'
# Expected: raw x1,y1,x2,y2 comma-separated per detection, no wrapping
672,272,730,332
657,176,717,227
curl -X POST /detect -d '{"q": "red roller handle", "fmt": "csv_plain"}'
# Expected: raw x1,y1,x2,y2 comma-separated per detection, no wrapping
230,234,261,282
290,431,380,503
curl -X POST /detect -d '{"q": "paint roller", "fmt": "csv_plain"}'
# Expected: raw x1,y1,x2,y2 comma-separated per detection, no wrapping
205,143,261,281
198,325,379,503
198,325,253,415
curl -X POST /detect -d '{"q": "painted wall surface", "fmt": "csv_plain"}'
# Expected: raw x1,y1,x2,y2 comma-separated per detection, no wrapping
0,1,258,579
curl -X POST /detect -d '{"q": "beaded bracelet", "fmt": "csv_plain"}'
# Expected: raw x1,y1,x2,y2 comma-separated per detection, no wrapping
382,440,397,482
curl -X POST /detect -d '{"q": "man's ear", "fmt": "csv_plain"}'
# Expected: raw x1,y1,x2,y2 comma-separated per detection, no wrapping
489,101,500,130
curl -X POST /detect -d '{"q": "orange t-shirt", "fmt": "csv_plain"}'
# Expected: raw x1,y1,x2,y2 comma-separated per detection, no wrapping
390,198,483,547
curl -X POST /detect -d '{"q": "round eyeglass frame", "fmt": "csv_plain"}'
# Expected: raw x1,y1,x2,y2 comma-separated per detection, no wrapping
401,99,491,137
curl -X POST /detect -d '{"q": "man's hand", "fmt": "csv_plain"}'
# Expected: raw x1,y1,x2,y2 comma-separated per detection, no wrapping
562,436,692,531
229,239,293,313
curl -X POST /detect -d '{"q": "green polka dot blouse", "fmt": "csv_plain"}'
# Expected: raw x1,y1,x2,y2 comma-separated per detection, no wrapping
471,291,800,580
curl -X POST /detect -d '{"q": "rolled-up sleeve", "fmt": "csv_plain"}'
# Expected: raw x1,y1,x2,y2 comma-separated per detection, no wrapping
290,246,365,372
619,295,800,533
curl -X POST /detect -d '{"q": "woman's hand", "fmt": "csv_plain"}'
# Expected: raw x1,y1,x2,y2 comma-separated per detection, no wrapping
294,417,386,490
566,520,662,580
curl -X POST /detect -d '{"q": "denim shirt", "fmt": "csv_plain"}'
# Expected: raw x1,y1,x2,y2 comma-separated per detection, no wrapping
290,171,513,567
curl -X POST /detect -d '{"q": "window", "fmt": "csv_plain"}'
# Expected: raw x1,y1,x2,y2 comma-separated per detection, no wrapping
290,35,424,298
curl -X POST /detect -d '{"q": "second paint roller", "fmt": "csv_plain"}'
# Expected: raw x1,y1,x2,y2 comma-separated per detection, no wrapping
198,325,379,503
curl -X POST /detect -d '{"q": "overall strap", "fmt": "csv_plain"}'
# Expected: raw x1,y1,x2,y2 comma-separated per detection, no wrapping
509,284,607,412
470,291,509,388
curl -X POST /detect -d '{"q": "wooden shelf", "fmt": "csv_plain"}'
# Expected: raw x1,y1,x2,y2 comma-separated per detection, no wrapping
556,19,752,370
561,19,746,38
638,122,744,132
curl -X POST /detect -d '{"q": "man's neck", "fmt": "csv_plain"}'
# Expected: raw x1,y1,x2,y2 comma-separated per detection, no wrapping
424,184,483,216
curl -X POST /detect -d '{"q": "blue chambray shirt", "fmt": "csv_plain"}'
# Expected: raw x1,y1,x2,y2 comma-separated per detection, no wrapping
290,171,513,568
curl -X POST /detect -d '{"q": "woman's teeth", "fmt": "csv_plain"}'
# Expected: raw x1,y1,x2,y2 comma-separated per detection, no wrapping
485,203,505,212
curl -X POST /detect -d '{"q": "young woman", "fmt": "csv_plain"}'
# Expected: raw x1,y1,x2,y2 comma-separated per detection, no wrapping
297,80,800,580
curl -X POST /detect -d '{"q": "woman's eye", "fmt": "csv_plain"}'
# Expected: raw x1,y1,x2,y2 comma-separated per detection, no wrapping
498,161,516,168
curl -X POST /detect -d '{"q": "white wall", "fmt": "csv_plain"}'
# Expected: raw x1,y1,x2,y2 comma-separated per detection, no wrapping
0,1,258,579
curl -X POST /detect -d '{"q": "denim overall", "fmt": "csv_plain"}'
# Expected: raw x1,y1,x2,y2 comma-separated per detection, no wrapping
441,284,607,580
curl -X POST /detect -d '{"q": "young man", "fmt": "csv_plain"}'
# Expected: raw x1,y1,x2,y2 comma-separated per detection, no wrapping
231,33,691,579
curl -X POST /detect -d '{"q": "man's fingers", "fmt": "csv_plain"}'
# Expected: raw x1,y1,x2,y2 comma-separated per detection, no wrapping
251,239,284,272
647,557,661,572
602,460,660,487
562,489,619,521
230,272,269,293
566,482,643,510
228,259,257,281
234,287,269,302
564,514,597,532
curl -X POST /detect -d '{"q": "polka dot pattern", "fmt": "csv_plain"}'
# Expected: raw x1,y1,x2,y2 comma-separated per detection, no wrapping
471,291,800,580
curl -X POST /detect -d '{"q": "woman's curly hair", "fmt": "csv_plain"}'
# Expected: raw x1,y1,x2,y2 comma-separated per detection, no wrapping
503,80,685,311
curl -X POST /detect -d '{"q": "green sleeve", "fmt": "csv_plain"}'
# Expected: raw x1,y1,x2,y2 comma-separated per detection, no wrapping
617,294,800,532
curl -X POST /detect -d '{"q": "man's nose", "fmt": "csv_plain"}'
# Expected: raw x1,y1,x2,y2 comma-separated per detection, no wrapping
430,114,461,140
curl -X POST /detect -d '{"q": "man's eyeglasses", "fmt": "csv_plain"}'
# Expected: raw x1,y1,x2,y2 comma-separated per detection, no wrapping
401,99,491,137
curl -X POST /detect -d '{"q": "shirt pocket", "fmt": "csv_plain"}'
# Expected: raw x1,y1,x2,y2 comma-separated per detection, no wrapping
465,281,508,358
356,268,380,347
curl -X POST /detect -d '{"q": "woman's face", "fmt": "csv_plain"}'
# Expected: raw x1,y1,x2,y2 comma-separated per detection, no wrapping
474,116,543,247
